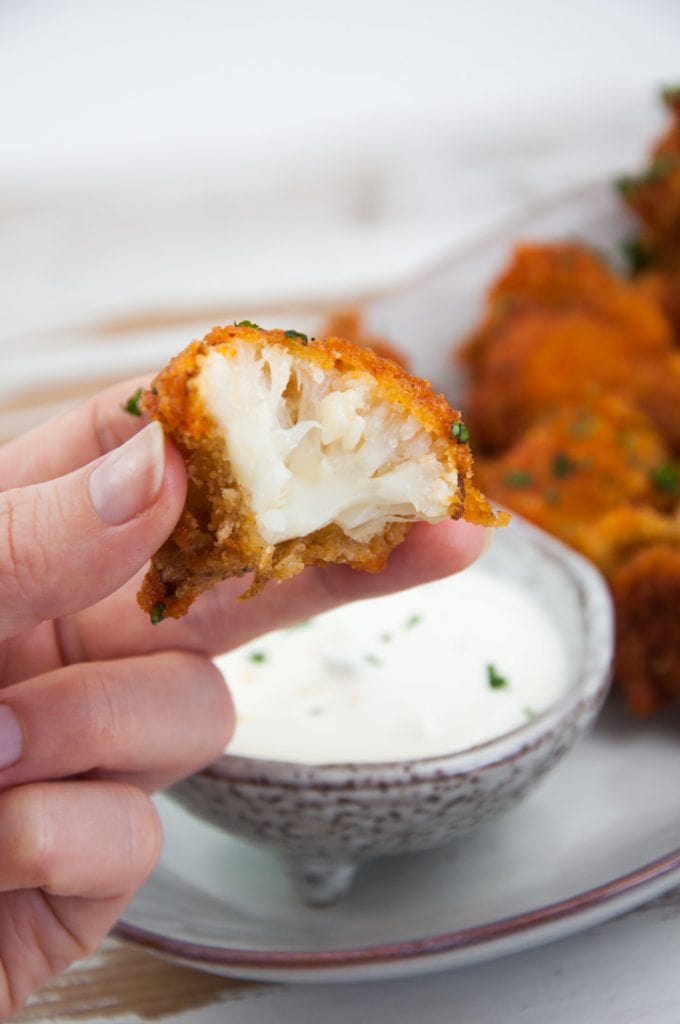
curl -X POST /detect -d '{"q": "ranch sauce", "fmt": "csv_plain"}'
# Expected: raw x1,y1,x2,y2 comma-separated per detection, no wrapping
215,566,570,764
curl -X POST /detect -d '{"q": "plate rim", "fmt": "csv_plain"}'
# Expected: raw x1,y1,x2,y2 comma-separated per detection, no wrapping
115,846,680,971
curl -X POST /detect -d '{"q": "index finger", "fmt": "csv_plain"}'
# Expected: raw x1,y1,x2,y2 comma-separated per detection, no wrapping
60,519,489,663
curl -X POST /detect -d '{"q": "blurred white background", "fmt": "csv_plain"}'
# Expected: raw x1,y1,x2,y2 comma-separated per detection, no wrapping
1,0,679,346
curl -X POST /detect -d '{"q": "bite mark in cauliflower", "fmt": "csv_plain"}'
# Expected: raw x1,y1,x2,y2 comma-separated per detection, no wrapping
138,325,505,619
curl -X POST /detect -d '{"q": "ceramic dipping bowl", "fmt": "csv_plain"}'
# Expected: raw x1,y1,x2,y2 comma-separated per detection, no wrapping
169,516,614,906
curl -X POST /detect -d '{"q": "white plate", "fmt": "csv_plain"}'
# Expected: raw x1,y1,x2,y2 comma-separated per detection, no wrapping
118,699,680,982
117,181,680,983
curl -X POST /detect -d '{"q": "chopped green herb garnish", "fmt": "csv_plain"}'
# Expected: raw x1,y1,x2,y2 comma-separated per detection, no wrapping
620,236,654,274
365,653,382,666
523,706,537,721
404,613,422,630
234,320,261,330
645,153,677,183
379,632,392,644
616,155,676,197
450,420,470,444
494,294,517,316
122,387,144,417
615,175,636,198
552,452,576,479
569,412,597,439
617,428,636,453
661,83,680,106
503,469,533,488
248,650,267,664
149,601,166,625
284,329,308,343
151,386,159,396
544,486,561,506
649,461,680,496
486,663,508,689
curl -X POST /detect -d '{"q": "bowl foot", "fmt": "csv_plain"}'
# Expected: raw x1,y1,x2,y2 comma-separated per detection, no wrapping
287,858,359,906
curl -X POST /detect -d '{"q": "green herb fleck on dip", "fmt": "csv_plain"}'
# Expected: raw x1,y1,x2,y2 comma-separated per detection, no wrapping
487,663,508,689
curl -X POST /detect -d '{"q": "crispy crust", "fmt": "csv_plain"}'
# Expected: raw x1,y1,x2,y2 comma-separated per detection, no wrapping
321,308,411,369
618,88,680,274
138,325,505,618
612,545,680,715
454,95,680,716
458,242,672,372
475,395,674,551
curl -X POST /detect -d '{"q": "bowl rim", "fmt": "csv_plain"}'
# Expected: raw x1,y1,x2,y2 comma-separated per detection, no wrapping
197,513,614,786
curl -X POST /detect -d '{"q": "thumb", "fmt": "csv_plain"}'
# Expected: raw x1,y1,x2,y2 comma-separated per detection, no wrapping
0,422,185,641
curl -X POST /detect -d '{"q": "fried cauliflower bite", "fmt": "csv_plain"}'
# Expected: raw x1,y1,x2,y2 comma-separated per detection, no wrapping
611,544,680,716
478,393,680,715
618,86,680,274
475,396,676,551
459,242,671,372
635,270,680,342
138,324,504,619
575,504,680,576
463,308,680,453
460,242,680,453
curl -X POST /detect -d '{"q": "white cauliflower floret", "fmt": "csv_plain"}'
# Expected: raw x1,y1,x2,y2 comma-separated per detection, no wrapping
197,341,460,545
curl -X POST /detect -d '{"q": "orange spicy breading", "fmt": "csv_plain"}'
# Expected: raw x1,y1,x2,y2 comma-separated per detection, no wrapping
463,308,680,453
475,396,676,551
611,544,680,716
459,242,672,372
617,86,680,274
321,308,411,369
138,324,505,619
456,92,680,717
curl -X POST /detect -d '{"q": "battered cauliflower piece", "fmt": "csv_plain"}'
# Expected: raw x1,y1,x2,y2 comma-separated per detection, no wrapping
612,545,680,716
321,308,411,369
617,85,680,275
475,396,675,551
138,324,504,619
459,241,672,373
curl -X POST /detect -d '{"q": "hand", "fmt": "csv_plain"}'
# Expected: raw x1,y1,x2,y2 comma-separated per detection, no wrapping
0,381,488,1015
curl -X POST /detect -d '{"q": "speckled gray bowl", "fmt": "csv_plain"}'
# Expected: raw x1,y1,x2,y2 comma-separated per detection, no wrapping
169,516,614,906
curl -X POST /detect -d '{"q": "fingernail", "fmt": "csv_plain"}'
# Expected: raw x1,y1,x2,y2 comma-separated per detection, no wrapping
0,705,22,770
89,422,165,525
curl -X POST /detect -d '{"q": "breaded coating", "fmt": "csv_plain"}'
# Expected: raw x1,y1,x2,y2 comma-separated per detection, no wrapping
618,86,680,274
322,308,410,369
459,242,671,372
138,324,505,619
464,308,680,452
476,396,680,714
611,545,680,716
577,505,680,577
475,396,676,550
459,241,680,453
635,270,680,342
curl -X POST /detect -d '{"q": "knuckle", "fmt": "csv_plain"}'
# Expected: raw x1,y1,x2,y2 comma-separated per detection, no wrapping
0,489,54,623
76,664,126,753
0,786,58,889
175,651,235,758
115,783,163,882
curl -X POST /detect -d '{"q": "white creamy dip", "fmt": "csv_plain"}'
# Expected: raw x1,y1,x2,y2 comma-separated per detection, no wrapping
215,566,570,764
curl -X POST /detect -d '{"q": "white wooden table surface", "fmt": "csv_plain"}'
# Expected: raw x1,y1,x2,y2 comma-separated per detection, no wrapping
12,887,680,1023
